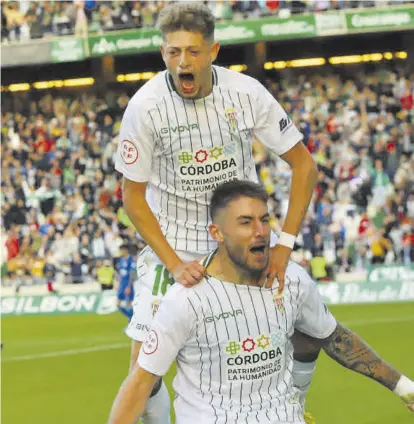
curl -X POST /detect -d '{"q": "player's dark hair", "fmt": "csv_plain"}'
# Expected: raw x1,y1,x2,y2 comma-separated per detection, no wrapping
210,180,269,222
157,2,215,41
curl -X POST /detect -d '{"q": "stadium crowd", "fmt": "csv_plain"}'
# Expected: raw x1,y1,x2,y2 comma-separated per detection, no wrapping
2,0,413,42
1,62,413,286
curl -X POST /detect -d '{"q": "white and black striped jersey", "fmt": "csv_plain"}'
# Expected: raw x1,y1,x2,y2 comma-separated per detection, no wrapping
115,66,303,254
138,258,337,424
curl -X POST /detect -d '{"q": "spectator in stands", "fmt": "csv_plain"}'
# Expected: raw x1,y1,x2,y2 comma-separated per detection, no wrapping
2,61,412,286
74,0,88,37
2,0,412,42
3,1,24,41
96,259,115,290
70,253,84,284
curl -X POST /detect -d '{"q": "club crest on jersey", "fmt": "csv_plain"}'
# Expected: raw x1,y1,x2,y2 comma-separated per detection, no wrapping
152,299,160,317
225,108,238,132
273,293,285,313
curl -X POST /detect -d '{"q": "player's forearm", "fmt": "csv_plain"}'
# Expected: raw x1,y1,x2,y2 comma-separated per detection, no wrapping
123,193,181,272
322,323,401,391
282,155,317,236
108,369,155,424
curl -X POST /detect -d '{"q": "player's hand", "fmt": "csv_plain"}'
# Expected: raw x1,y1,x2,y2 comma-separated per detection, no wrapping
171,260,206,287
259,244,291,292
401,393,414,412
124,285,131,297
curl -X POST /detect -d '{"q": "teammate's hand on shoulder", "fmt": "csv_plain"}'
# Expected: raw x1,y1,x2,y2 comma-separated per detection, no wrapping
172,260,206,287
260,244,291,292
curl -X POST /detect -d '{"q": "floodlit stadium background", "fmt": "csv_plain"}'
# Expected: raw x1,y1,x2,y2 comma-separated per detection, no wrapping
1,1,414,423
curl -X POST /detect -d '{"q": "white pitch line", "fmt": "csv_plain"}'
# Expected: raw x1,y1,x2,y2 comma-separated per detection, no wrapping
3,315,414,363
343,315,414,328
2,342,129,362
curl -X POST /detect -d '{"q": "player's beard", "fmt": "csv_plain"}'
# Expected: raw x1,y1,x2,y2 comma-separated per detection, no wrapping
224,241,269,282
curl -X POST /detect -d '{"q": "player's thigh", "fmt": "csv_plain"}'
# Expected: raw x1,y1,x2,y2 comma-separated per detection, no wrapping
291,329,322,362
126,248,175,341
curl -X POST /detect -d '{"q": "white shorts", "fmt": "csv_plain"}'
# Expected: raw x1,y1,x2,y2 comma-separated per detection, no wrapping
125,247,206,342
126,232,279,342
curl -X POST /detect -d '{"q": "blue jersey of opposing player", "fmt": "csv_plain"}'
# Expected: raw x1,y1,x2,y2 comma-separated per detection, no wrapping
117,252,135,302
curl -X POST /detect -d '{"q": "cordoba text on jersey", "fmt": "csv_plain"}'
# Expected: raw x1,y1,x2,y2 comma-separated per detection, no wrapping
180,158,237,176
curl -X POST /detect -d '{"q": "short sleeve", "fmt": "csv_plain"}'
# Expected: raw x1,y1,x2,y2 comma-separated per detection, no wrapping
115,101,155,182
295,273,337,339
138,285,195,376
253,84,303,156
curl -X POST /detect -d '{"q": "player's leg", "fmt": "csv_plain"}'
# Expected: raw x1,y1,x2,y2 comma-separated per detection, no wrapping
124,248,172,424
291,329,321,419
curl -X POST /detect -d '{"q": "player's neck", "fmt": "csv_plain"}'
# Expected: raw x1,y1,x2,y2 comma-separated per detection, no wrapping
207,251,261,287
195,77,213,99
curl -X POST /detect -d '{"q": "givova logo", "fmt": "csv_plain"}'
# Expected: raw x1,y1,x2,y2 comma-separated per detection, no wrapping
204,309,243,323
160,124,199,135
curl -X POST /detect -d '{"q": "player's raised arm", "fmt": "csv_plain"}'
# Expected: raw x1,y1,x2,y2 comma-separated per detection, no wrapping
253,86,318,291
321,322,414,412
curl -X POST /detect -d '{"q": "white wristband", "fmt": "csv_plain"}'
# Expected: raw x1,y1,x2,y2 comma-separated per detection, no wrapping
278,232,296,249
394,376,414,396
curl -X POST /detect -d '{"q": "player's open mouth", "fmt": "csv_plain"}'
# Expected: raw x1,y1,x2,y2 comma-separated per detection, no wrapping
178,73,195,93
249,244,266,257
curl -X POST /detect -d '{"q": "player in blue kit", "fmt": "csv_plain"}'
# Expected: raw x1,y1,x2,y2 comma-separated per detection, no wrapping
116,245,135,321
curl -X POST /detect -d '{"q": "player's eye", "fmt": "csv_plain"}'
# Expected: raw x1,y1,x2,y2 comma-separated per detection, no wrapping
190,51,200,56
262,217,270,223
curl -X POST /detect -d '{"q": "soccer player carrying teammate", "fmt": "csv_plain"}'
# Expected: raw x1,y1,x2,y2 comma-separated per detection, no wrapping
116,245,134,321
109,180,414,424
115,3,318,422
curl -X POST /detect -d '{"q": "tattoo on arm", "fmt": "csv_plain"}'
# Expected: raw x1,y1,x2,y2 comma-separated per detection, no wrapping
322,323,401,391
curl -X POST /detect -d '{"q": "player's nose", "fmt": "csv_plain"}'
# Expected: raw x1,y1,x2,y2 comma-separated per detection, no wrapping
179,51,191,68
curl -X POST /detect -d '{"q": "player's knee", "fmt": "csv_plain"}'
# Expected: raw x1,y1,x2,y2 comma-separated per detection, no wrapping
292,329,322,363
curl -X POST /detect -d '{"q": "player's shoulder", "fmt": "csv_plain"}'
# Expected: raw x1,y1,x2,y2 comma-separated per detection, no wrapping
214,65,265,97
162,280,210,317
128,71,170,108
284,261,315,293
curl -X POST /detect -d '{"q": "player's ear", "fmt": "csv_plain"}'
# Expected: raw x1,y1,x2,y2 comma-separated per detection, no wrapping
210,41,220,63
209,223,224,243
160,44,167,63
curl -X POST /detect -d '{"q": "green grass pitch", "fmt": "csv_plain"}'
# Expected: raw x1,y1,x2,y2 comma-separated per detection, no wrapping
2,302,414,424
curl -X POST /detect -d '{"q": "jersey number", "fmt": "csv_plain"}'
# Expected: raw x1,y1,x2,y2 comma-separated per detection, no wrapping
152,264,174,296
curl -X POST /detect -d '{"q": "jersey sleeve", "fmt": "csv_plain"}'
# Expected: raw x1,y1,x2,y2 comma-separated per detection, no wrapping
114,101,155,182
294,269,337,339
253,84,303,156
138,285,196,376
